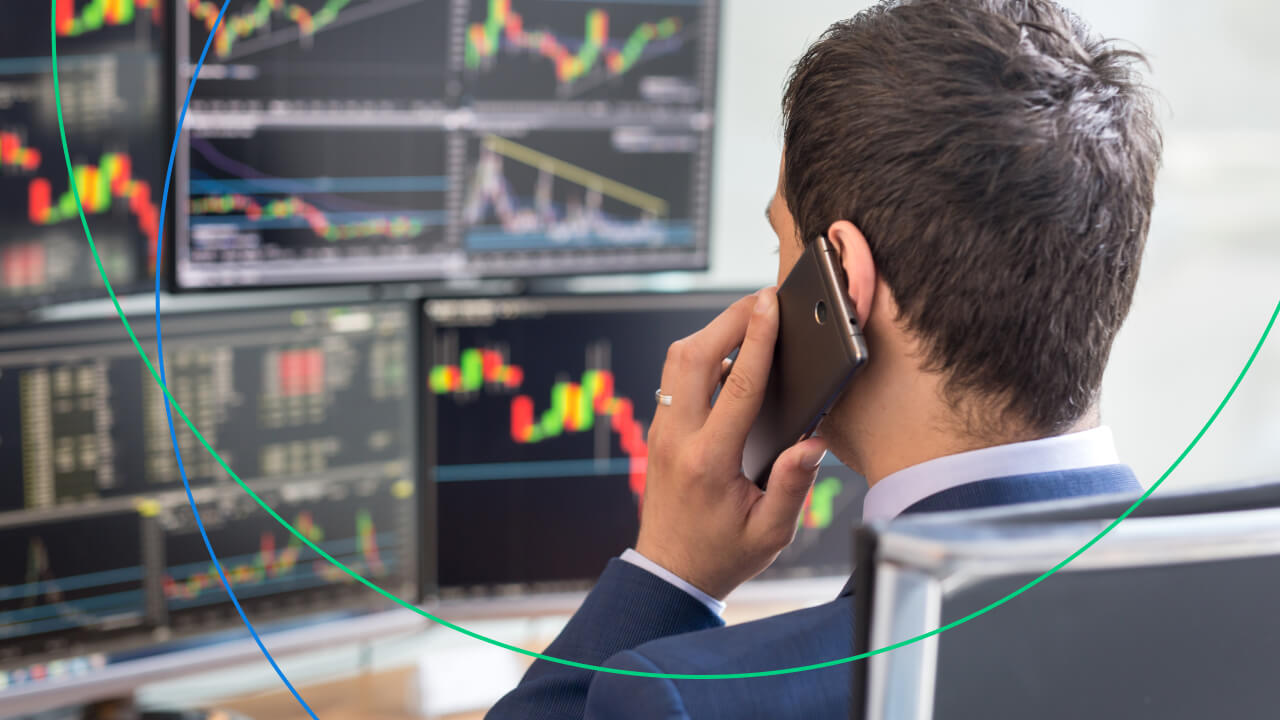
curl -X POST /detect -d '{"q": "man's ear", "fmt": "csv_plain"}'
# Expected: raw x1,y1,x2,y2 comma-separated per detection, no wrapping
826,220,876,328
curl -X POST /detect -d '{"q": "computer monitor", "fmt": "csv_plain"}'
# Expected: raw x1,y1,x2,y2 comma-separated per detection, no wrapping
171,0,720,290
0,2,169,312
422,291,726,594
421,290,858,598
0,300,418,705
766,461,867,579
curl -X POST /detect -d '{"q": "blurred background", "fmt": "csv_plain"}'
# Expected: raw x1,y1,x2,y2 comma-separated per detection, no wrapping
0,1,1275,718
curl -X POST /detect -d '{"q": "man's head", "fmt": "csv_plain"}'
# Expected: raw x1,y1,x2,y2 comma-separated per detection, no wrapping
766,0,1162,476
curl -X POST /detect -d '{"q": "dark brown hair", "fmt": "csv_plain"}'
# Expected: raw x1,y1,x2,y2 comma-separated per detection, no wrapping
783,0,1162,436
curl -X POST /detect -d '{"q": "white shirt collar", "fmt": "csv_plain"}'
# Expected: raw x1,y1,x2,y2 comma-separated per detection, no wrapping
861,426,1119,523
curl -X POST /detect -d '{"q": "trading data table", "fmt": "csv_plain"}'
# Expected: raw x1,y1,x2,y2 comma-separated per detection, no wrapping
0,301,418,667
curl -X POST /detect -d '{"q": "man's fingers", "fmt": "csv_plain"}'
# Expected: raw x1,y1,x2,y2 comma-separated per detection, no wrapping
749,437,828,549
706,287,779,444
654,294,758,433
688,294,759,381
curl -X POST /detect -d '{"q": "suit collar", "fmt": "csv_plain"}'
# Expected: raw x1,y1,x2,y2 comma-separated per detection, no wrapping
838,463,1141,598
861,426,1119,523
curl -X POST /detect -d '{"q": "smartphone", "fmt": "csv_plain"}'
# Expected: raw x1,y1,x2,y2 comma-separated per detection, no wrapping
741,235,869,488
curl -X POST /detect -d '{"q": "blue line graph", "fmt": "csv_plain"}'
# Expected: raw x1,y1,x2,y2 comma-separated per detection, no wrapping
188,175,450,195
0,590,144,630
130,0,321,715
191,210,449,230
467,220,695,251
0,566,144,602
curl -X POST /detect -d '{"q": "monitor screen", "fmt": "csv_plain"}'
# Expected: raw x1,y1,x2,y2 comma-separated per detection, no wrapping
0,2,168,310
172,0,719,290
0,301,418,681
422,291,860,597
766,460,866,579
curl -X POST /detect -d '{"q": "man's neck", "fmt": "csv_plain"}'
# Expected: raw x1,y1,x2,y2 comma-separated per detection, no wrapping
855,408,993,489
834,364,1100,488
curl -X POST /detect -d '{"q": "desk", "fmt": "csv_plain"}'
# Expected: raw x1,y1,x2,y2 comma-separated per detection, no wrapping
219,667,483,720
209,577,843,719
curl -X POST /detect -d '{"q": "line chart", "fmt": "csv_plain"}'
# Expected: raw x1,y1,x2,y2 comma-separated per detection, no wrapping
185,128,450,264
463,131,695,252
187,0,355,60
184,0,449,105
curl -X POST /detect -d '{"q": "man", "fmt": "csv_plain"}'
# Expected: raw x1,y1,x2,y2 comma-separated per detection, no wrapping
491,0,1161,717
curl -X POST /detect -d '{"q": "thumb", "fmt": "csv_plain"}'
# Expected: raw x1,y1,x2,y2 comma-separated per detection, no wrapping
750,437,828,546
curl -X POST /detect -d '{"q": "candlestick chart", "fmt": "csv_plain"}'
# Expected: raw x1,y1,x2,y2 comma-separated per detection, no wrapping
184,0,451,106
0,124,157,304
462,129,697,253
183,128,449,283
427,294,734,590
430,347,649,505
4,1,167,59
767,464,869,578
55,0,163,39
462,0,706,104
1,7,163,306
27,151,161,260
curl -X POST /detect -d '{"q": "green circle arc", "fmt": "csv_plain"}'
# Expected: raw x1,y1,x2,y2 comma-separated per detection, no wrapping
49,18,1279,681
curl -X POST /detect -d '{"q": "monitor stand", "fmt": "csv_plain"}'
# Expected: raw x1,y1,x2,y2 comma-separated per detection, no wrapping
82,698,253,720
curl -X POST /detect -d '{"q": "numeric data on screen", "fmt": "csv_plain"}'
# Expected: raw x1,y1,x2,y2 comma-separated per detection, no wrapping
0,302,418,662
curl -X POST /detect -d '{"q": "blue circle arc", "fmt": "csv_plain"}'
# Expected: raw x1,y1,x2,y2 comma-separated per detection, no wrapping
146,1,320,717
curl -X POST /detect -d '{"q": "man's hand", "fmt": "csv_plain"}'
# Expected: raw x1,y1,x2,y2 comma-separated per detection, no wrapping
635,288,828,601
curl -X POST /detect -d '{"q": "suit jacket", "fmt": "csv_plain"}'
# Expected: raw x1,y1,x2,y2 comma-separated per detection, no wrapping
489,464,1142,720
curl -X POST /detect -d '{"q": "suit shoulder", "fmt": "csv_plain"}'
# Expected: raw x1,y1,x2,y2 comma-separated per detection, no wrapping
588,598,856,719
633,597,854,673
586,650,687,720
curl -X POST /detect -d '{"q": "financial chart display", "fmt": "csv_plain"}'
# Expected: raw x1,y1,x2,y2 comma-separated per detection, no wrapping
0,302,417,671
765,461,866,578
174,0,719,289
461,0,706,106
423,291,860,596
182,125,451,286
183,0,452,108
0,2,167,309
424,293,734,592
459,126,705,276
0,512,148,666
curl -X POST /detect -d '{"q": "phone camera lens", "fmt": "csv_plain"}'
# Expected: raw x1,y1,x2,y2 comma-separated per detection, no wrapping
814,300,828,325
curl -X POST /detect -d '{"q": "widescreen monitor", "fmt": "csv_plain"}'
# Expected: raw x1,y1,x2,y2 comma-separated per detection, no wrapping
172,0,721,290
422,291,864,597
0,300,418,702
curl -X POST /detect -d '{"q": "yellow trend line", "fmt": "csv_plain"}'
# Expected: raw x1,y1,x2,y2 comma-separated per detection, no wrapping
482,135,668,217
